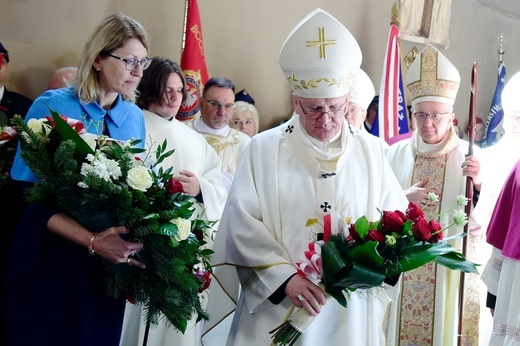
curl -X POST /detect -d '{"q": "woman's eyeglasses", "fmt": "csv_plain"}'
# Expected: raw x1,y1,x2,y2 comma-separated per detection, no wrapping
102,53,152,71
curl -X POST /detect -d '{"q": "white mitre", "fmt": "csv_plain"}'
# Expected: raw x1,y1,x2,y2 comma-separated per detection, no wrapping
348,69,375,110
279,8,362,98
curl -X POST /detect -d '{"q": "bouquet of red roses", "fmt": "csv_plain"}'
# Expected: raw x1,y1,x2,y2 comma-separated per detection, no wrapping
271,195,478,345
12,110,215,334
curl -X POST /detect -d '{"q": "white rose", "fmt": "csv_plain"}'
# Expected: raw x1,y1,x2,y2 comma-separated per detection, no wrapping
27,118,52,143
171,218,192,241
79,133,98,151
127,166,153,191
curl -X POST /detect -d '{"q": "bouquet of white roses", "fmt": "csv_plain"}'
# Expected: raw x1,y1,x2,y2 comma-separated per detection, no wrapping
12,110,215,334
270,194,478,345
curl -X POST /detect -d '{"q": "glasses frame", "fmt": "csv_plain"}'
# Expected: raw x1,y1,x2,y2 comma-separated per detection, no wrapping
413,111,452,123
297,98,347,120
103,53,152,71
203,98,235,112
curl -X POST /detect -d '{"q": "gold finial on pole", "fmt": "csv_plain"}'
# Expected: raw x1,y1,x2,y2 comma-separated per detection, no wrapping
391,0,399,25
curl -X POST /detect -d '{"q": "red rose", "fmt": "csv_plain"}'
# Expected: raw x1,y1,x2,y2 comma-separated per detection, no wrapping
382,210,406,233
406,202,425,220
428,220,444,243
348,223,362,242
396,210,408,222
192,229,204,241
366,229,385,243
196,270,212,293
166,178,184,195
429,219,442,233
412,216,431,241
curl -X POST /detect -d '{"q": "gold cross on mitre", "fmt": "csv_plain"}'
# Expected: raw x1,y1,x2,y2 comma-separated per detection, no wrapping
307,27,337,59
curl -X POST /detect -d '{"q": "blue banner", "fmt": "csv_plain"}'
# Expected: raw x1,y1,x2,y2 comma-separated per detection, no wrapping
485,62,506,147
397,62,409,134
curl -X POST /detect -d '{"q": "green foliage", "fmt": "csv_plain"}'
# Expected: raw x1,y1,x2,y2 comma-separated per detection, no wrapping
320,227,479,304
11,113,216,333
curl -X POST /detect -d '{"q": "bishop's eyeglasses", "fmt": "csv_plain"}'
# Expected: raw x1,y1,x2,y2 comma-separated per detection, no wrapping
413,112,452,123
297,98,347,120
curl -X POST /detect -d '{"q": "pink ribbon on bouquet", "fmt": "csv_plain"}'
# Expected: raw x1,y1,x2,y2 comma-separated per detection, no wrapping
296,242,323,284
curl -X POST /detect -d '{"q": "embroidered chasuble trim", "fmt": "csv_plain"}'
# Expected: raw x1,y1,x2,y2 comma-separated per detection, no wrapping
399,131,481,344
206,260,294,331
405,128,480,345
204,131,241,153
461,231,481,344
399,153,447,345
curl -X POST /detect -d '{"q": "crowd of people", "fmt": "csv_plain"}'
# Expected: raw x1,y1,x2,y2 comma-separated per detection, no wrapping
1,8,519,346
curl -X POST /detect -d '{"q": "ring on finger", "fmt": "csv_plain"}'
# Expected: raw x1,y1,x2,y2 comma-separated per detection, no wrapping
297,294,305,302
130,250,135,257
126,257,131,264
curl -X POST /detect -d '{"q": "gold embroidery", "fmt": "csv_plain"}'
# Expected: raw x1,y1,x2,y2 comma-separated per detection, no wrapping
399,136,481,344
307,27,337,59
399,153,447,345
286,73,355,91
460,234,481,345
407,45,459,102
203,131,241,154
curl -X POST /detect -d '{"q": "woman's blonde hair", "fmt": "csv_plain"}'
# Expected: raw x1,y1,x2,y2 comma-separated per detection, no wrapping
72,13,149,104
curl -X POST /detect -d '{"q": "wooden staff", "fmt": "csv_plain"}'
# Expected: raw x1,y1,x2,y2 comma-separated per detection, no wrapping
457,62,478,346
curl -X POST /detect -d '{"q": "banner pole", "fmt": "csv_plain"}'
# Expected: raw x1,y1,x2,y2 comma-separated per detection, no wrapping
181,0,189,52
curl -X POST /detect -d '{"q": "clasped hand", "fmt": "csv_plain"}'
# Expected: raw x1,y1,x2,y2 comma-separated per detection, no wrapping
96,226,145,269
285,275,327,316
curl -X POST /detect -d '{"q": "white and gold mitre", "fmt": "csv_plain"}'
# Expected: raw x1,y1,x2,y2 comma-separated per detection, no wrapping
348,69,375,110
279,8,362,98
406,44,460,107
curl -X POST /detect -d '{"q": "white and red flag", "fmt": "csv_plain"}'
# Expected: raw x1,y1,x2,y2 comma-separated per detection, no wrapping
370,24,408,141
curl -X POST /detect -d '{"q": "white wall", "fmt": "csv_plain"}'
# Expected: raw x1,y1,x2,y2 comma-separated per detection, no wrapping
1,0,519,132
